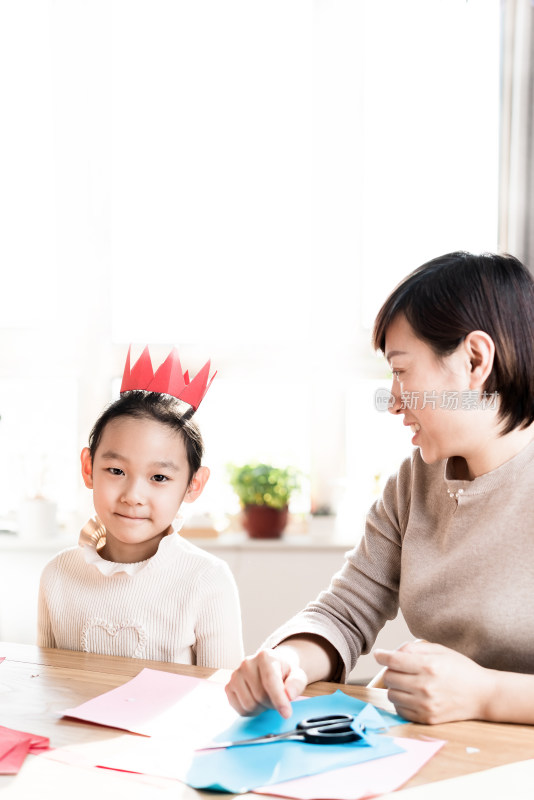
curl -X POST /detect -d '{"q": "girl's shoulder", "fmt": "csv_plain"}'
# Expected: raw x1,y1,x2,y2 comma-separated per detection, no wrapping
157,533,232,577
40,544,86,577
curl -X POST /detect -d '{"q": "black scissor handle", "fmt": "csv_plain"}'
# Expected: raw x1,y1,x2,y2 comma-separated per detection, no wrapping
303,722,363,745
296,714,353,731
296,714,363,745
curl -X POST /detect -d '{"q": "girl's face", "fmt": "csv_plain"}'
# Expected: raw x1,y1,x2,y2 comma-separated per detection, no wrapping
384,314,483,465
81,415,208,562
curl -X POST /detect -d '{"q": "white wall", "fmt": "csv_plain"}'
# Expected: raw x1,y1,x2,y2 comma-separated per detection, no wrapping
0,534,410,682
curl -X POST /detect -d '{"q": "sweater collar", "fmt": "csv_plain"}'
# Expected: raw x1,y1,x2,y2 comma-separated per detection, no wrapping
79,516,184,576
443,438,534,497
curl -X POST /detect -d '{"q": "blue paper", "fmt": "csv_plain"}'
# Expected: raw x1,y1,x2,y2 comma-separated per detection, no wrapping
185,690,407,793
355,698,408,729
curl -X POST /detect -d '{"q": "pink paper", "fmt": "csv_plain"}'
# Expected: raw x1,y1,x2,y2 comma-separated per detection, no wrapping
58,670,444,799
61,667,222,736
0,726,50,775
27,732,51,753
254,736,446,800
0,740,32,775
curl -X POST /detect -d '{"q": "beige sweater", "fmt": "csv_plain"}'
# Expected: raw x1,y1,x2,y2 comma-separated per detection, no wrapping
38,530,244,669
265,443,534,680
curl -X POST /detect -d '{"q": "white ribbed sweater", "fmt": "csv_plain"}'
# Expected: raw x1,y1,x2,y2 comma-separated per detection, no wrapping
38,531,244,669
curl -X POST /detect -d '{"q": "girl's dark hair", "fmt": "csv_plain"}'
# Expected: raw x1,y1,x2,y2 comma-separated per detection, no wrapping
88,392,204,480
372,251,534,434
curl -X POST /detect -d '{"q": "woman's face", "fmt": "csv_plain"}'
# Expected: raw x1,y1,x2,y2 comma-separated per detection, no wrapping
384,314,480,465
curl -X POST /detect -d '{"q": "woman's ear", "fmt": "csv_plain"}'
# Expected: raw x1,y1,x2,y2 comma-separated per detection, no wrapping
80,447,94,489
463,330,495,389
183,466,210,503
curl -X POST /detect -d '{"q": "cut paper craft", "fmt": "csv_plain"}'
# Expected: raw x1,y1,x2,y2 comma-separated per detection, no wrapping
55,701,404,794
0,725,50,775
60,672,409,794
120,346,216,411
198,690,406,752
355,702,397,730
185,692,406,793
255,736,446,799
61,667,236,738
198,703,382,750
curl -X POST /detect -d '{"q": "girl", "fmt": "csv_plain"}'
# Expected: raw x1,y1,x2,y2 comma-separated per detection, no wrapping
38,347,244,669
226,251,534,724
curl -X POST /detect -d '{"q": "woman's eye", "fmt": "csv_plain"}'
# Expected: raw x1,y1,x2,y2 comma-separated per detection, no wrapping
152,474,169,483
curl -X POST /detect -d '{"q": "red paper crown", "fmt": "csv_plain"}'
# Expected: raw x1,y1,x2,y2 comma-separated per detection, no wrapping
120,345,216,411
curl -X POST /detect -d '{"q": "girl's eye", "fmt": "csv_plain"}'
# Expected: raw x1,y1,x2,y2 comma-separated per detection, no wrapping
108,467,124,476
152,474,169,483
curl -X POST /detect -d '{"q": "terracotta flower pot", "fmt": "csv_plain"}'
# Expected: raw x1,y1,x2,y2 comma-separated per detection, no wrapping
242,505,289,539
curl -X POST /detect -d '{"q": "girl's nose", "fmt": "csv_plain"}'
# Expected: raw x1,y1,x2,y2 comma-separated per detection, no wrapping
121,479,145,505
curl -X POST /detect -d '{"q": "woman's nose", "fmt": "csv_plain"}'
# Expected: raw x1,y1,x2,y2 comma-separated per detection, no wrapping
387,379,402,415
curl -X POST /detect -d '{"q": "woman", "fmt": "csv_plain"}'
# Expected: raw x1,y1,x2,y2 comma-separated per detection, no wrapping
226,251,534,725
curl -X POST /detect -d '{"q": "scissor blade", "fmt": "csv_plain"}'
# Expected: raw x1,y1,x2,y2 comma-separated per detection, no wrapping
196,732,294,750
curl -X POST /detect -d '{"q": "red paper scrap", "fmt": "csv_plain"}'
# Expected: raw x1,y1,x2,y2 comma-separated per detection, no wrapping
0,726,50,775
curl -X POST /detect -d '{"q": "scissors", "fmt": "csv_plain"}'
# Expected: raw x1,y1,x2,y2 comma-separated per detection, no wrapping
197,714,364,750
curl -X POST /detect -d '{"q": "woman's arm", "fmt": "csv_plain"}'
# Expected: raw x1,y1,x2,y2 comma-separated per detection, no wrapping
374,640,534,725
226,461,414,717
225,634,339,718
484,669,534,724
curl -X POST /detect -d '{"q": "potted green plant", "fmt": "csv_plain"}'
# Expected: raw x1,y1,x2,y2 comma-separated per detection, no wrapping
227,462,300,538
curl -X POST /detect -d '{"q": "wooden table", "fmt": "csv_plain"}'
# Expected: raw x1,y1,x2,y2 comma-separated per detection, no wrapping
1,642,533,798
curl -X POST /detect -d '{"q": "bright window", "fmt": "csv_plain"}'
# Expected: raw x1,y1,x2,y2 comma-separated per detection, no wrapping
0,0,500,535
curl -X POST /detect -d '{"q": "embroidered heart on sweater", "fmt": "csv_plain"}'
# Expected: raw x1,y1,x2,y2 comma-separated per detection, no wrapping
81,618,147,658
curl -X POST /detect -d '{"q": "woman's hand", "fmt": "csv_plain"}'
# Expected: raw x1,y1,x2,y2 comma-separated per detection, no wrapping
225,646,308,718
373,640,495,724
225,634,338,718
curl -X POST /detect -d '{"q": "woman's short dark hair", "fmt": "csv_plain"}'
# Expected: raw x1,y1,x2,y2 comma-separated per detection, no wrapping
88,391,204,480
372,251,534,434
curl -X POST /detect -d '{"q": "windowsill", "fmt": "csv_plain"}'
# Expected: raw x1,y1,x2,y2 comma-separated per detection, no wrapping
0,530,73,552
182,530,355,550
0,525,356,552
